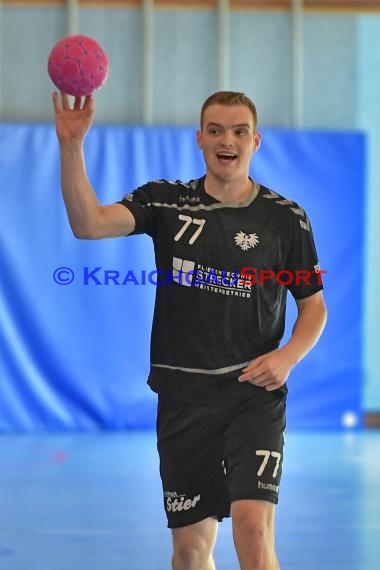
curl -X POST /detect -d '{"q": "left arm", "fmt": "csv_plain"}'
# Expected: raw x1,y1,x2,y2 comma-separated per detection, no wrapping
238,291,327,391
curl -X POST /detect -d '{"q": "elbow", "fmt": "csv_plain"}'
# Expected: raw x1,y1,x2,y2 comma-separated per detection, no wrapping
69,207,105,239
315,296,328,335
72,227,84,239
71,225,98,240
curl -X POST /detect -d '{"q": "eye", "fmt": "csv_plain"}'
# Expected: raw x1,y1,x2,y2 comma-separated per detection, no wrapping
235,128,249,136
208,128,220,135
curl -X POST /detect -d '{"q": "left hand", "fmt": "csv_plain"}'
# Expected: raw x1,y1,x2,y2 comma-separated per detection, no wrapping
238,348,295,391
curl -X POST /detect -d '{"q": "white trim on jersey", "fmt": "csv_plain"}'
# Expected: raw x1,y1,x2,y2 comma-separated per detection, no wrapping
143,182,261,212
151,360,251,375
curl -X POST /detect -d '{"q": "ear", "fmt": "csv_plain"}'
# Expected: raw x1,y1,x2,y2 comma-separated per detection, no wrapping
253,131,261,153
196,129,203,149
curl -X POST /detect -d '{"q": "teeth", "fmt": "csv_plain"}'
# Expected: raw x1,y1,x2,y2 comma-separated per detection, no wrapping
217,153,237,159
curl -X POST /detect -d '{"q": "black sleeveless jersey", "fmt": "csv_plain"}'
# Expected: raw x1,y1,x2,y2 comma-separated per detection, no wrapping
118,177,323,402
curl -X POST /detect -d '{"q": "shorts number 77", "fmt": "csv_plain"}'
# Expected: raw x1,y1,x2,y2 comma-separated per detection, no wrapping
256,450,282,478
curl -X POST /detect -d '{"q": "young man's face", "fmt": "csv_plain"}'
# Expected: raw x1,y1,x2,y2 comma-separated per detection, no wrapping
197,103,261,183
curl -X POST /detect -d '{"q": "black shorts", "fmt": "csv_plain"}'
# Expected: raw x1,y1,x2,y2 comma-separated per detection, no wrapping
156,386,286,529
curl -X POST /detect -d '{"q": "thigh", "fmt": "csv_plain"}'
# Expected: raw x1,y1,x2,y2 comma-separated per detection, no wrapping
157,396,231,529
224,387,286,505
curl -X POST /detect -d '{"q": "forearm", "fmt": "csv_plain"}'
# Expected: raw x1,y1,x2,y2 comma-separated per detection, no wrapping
282,294,327,366
60,141,100,238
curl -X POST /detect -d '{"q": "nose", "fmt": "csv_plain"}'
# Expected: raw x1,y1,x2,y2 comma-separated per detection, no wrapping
220,132,234,147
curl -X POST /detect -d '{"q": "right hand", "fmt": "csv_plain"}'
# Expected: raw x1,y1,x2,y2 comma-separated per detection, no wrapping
52,91,95,145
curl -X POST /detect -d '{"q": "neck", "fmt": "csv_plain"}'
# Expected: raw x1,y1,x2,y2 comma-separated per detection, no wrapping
204,174,254,204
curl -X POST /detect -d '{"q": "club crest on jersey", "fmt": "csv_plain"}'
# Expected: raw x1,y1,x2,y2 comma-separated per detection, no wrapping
234,231,259,251
122,192,134,202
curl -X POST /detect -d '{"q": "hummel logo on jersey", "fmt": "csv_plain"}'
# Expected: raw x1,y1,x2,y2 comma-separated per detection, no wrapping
178,195,201,205
234,231,259,251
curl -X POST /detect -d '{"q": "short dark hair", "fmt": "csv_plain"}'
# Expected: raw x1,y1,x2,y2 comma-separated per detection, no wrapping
200,91,258,130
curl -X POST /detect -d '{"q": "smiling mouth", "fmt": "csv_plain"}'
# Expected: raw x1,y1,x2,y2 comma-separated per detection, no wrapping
216,152,238,161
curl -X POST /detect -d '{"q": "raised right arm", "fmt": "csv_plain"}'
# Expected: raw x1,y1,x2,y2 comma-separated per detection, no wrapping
52,91,135,239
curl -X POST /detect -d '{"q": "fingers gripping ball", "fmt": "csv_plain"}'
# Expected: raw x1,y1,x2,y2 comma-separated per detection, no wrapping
48,35,109,97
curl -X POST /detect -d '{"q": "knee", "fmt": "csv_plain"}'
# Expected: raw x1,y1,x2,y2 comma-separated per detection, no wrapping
172,535,211,570
232,501,275,545
172,545,202,570
235,516,273,547
233,512,276,567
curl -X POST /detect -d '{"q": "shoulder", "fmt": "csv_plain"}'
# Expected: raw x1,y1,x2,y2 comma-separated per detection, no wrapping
140,178,201,193
258,184,311,231
122,178,202,203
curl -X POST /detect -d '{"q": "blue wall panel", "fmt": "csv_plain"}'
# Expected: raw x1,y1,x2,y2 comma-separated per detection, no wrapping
0,124,365,431
254,130,365,429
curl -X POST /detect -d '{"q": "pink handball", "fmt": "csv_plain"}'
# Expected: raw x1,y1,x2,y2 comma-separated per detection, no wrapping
48,35,109,97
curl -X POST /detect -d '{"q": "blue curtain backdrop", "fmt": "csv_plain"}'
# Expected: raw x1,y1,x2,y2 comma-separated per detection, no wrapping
0,124,365,431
